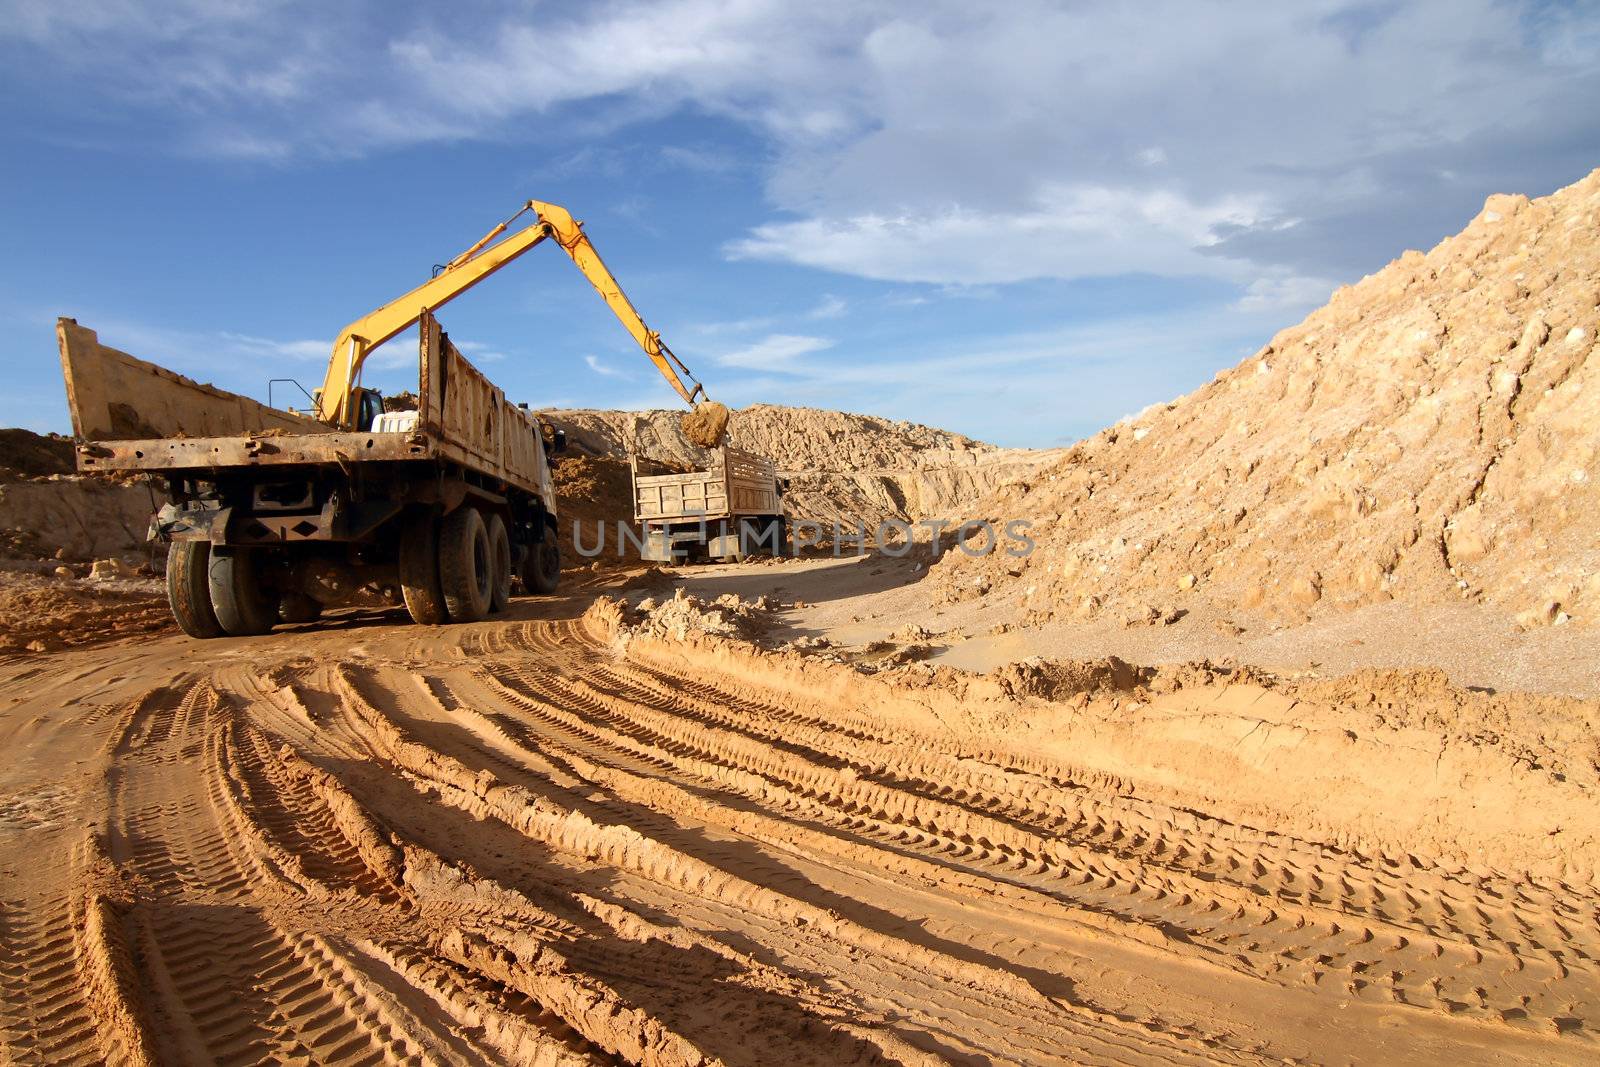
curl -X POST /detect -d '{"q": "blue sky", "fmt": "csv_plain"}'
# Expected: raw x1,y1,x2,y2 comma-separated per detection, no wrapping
3,1,1597,448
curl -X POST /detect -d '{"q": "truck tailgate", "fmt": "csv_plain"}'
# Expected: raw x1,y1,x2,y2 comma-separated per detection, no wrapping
57,318,326,442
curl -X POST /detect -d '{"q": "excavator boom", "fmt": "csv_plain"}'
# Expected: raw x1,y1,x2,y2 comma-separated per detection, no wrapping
315,200,707,428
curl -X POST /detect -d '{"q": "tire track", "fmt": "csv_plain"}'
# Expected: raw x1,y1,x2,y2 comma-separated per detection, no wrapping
334,661,1264,1066
2,608,1593,1065
473,649,1595,1034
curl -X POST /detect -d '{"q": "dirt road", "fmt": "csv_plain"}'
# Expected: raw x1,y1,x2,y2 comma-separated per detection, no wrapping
1,592,1593,1065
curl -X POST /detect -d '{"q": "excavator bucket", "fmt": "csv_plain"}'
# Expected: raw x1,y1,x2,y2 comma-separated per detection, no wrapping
682,401,731,449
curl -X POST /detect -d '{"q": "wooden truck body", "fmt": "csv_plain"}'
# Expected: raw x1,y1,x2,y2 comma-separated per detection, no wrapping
631,448,785,562
56,311,564,633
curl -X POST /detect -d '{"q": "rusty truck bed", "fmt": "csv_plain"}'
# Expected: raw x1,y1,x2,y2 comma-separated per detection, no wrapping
56,313,552,503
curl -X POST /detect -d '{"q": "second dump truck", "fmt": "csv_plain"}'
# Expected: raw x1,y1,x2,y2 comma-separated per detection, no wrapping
57,198,729,637
632,448,787,563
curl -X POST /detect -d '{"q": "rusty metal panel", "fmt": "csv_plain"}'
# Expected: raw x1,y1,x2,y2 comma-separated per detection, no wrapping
57,318,325,441
60,314,553,514
73,431,435,473
422,313,551,505
440,336,503,468
419,310,446,436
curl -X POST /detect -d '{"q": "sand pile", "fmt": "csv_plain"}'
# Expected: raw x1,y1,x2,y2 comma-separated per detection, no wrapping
933,168,1600,627
550,403,1058,528
0,429,155,563
0,428,74,479
0,572,170,652
547,452,636,562
616,588,776,641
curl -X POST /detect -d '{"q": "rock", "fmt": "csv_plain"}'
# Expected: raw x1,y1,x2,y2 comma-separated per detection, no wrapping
1515,600,1560,630
1177,573,1197,591
1289,574,1323,607
89,558,138,581
52,565,72,579
1123,604,1161,627
24,640,47,653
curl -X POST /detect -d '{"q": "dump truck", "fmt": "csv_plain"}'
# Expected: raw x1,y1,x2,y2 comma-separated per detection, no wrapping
632,448,786,562
56,198,726,637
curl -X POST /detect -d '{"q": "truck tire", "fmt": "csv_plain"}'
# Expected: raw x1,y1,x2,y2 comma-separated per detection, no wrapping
766,516,788,556
278,592,323,624
525,530,560,595
486,513,512,614
166,541,223,639
208,547,276,636
717,520,747,564
439,506,492,623
399,512,447,625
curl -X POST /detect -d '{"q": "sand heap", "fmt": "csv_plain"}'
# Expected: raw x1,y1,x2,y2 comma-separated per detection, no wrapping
933,168,1600,627
551,403,1058,528
0,429,156,563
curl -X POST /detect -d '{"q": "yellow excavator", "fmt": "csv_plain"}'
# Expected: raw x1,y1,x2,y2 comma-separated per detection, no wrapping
314,199,729,446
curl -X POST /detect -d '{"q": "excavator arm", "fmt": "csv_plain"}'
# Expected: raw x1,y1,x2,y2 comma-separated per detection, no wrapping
315,200,708,429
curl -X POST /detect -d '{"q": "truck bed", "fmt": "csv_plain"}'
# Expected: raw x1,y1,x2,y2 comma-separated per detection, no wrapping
632,447,779,523
57,314,552,502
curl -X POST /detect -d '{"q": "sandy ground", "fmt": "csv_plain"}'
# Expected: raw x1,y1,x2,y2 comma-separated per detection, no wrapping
663,554,1600,699
1,571,1596,1065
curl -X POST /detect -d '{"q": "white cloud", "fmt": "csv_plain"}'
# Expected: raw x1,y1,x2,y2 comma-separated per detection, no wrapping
1233,275,1338,313
808,294,847,319
584,353,631,378
727,184,1269,285
715,333,833,370
455,340,508,363
6,1,1595,291
218,332,327,361
689,294,848,337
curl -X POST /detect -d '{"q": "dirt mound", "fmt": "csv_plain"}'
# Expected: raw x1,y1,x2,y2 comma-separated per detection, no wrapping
933,168,1600,627
0,572,171,653
548,453,636,563
0,429,75,480
614,588,777,641
550,403,1059,527
0,478,155,562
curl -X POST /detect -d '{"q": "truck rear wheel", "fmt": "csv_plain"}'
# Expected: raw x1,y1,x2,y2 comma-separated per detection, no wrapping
486,513,512,613
166,541,223,639
440,506,492,623
208,547,277,636
399,512,447,625
525,531,560,595
278,592,323,624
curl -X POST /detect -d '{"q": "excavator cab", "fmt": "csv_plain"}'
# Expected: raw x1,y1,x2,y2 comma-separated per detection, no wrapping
354,388,384,431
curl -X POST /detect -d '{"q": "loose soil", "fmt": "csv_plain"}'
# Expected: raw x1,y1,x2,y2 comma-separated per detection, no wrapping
1,585,1594,1065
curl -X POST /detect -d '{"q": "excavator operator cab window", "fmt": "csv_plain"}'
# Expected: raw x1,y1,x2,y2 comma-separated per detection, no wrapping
356,388,384,431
